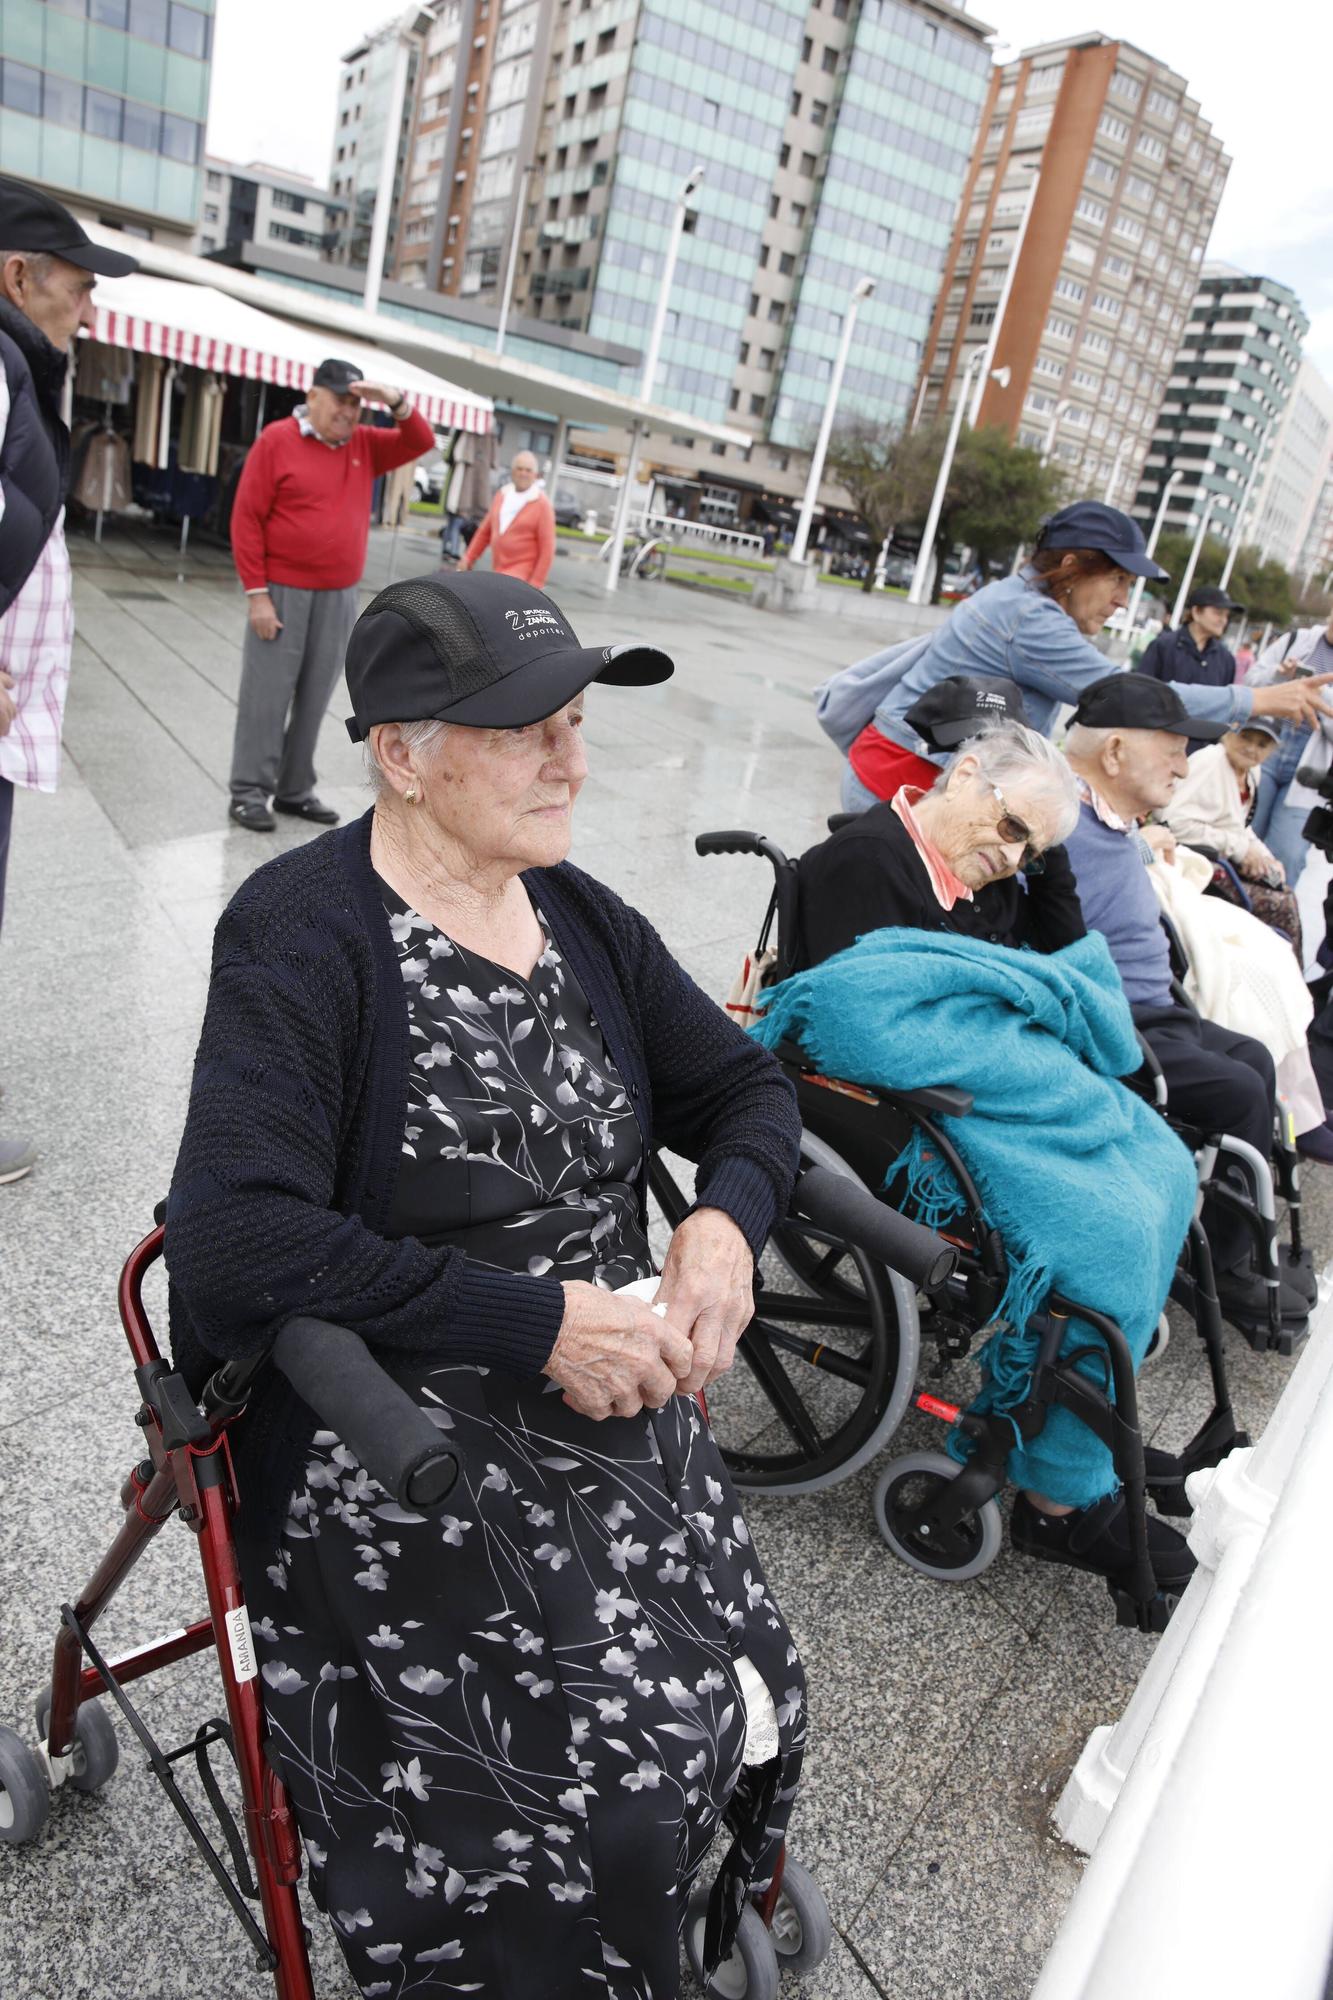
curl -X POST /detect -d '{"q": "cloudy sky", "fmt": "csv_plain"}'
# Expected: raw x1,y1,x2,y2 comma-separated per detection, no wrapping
207,0,1333,373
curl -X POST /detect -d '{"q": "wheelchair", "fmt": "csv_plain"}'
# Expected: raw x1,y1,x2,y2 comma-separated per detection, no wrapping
0,1166,922,2000
647,825,1256,1636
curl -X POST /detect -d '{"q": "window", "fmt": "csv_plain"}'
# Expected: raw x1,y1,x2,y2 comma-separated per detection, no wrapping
1075,196,1106,225
822,45,838,72
1033,352,1064,379
728,388,740,411
790,90,802,115
710,442,726,457
1071,366,1099,389
271,188,307,213
769,193,780,218
1112,213,1144,241
1081,329,1111,354
90,0,129,27
1125,173,1154,202
0,60,41,117
779,251,796,275
1054,276,1085,303
1103,252,1132,278
1087,153,1117,183
970,303,996,328
160,111,199,163
1108,69,1141,104
760,347,775,370
768,300,785,323
84,88,123,141
790,201,806,225
1147,88,1177,117
738,340,749,363
1046,314,1076,340
802,35,813,60
1099,113,1130,143
758,245,769,268
811,99,828,127
130,0,168,40
170,0,210,50
778,143,790,168
122,99,162,151
1136,133,1166,162
799,151,817,176
749,393,766,415
206,168,223,190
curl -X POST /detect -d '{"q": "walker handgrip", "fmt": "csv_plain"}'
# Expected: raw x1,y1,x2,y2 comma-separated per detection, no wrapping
272,1319,461,1513
791,1166,957,1292
695,830,764,857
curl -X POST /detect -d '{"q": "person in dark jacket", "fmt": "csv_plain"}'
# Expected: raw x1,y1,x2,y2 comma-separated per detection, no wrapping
166,572,804,2000
1136,583,1240,751
798,686,1085,969
0,175,136,1183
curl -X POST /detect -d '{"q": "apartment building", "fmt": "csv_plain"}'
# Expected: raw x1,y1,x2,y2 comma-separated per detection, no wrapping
196,159,345,262
510,0,993,507
1137,266,1307,548
0,0,213,244
1248,354,1333,572
916,35,1228,507
327,19,420,274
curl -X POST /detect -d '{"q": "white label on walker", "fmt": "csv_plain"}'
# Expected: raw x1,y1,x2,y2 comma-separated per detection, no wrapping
225,1606,258,1684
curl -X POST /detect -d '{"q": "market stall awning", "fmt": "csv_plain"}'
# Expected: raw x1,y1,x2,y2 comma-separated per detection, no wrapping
89,270,492,433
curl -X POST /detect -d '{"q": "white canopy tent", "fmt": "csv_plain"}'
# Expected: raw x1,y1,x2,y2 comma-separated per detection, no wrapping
87,270,492,433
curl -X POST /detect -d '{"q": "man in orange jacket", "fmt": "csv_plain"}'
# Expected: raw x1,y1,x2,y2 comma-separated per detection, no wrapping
458,449,556,587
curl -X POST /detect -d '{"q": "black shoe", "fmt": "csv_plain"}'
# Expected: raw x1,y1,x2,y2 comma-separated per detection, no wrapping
1010,1488,1196,1595
1143,1446,1192,1516
274,797,340,825
1215,1268,1309,1335
229,800,276,832
1296,1117,1333,1165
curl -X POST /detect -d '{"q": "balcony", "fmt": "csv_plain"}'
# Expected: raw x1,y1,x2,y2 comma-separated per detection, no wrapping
531,265,591,297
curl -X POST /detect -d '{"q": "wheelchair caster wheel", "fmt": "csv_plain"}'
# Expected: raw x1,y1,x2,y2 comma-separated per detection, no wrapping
873,1451,1002,1582
768,1857,833,1973
0,1726,50,1843
684,1887,779,2000
1141,1315,1170,1368
33,1691,120,1794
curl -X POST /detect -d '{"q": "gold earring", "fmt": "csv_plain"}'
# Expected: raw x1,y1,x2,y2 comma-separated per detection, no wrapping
404,783,418,805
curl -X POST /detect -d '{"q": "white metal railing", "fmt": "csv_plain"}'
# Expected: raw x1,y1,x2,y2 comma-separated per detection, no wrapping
636,512,766,557
1033,1279,1333,2000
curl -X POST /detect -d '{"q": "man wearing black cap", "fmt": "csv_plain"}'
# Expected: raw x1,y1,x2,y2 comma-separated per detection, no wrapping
0,175,137,1185
1063,673,1307,1335
227,357,434,833
1136,584,1240,752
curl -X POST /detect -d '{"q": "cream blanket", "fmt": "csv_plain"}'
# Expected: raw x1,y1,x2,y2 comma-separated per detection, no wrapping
1148,846,1322,1133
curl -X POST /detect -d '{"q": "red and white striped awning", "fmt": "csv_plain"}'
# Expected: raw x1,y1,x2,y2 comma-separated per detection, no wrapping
89,270,492,433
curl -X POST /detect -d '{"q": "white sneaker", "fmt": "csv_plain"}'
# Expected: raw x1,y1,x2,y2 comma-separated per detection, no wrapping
0,1137,37,1184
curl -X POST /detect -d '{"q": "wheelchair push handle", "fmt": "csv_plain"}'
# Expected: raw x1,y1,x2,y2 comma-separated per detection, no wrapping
271,1319,461,1515
792,1166,957,1292
694,830,792,868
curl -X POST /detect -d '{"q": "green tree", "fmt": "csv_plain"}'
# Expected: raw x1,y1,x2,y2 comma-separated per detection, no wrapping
1153,531,1294,629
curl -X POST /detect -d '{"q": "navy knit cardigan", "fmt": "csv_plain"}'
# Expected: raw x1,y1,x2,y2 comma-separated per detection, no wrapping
166,810,801,1539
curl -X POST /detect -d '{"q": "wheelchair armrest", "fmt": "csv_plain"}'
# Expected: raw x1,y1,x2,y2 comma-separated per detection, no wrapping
1130,1030,1169,1109
883,1084,974,1118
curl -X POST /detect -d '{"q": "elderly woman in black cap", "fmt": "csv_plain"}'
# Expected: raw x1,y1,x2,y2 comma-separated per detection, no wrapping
825,501,1330,814
797,677,1085,968
166,573,804,2000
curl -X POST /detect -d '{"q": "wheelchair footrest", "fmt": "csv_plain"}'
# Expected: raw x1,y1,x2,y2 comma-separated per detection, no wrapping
1107,1580,1180,1634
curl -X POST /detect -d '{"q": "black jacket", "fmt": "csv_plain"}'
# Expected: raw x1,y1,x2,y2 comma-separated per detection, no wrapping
795,801,1086,969
1136,623,1236,690
0,298,70,617
167,811,801,1537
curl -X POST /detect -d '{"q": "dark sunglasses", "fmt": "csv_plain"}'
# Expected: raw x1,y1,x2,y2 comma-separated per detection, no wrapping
989,784,1046,874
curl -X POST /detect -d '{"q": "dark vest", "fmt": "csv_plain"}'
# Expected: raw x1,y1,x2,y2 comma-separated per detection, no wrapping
0,297,71,619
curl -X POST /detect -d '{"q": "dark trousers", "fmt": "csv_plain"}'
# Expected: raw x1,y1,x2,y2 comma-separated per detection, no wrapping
1134,1003,1276,1275
0,775,12,939
229,584,359,808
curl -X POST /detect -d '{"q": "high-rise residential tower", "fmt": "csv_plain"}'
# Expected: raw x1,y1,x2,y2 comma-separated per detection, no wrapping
916,34,1228,507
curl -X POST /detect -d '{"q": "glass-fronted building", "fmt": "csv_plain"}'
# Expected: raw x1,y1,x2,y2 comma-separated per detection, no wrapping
0,0,211,240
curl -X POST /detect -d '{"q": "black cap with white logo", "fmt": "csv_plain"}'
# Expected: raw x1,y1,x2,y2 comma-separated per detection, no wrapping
344,571,674,740
904,674,1031,751
1073,671,1229,742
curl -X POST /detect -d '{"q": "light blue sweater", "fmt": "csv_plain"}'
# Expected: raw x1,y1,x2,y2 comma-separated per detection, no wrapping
1063,801,1172,1008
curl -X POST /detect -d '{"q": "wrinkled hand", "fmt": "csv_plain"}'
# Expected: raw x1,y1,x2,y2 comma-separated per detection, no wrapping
1251,674,1333,727
0,670,16,737
1243,840,1284,885
544,1281,693,1420
349,379,404,412
247,592,283,642
1140,822,1177,865
655,1207,756,1394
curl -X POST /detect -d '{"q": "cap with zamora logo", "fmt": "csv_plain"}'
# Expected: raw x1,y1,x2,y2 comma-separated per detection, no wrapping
343,571,674,740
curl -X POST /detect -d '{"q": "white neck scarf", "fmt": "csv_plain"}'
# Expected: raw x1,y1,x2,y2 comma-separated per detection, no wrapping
499,478,544,534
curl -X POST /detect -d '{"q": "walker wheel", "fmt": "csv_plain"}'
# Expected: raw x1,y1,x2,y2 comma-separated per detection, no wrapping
873,1451,1002,1582
0,1726,50,1843
766,1857,834,1972
33,1691,121,1793
684,1886,780,2000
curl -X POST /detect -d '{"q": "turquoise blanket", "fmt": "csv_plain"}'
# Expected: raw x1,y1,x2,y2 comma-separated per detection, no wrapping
752,929,1197,1506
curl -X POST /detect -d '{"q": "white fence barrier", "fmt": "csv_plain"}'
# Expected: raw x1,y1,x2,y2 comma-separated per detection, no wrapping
1034,1280,1333,2000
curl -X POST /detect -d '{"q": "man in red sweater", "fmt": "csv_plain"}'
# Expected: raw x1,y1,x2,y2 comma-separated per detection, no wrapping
228,356,433,831
458,449,556,588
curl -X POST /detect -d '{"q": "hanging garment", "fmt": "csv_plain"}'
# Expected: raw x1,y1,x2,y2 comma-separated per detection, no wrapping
132,355,164,466
157,362,177,471
73,429,131,513
74,338,135,404
178,370,225,475
454,426,498,519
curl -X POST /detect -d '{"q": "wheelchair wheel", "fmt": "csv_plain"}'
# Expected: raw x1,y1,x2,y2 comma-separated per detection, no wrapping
768,1857,834,1973
33,1692,120,1794
873,1451,1002,1582
0,1726,49,1843
684,1887,779,2000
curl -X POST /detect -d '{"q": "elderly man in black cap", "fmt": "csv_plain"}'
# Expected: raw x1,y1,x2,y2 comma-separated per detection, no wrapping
1062,673,1313,1339
0,174,137,1186
227,356,434,832
1135,583,1241,753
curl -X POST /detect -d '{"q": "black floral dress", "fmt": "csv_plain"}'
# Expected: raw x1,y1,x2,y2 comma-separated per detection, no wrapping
242,888,805,1999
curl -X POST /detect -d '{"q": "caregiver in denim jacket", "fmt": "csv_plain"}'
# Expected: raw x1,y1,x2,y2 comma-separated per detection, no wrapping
836,502,1333,813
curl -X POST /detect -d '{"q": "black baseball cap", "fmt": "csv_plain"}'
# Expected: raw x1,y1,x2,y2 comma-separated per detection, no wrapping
1233,715,1281,744
1073,672,1228,742
312,357,363,392
1035,501,1168,581
1185,584,1240,612
0,174,139,277
904,674,1030,751
344,571,673,740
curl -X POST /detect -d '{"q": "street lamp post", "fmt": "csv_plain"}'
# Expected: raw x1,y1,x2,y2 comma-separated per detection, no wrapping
1171,493,1218,628
1219,416,1274,592
790,275,876,566
604,164,704,595
1041,398,1070,464
968,166,1040,424
1103,438,1130,506
1125,469,1183,634
363,7,430,316
908,350,1005,605
494,163,534,359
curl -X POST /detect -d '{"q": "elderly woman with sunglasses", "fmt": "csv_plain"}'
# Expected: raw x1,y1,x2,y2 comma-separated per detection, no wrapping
797,688,1085,971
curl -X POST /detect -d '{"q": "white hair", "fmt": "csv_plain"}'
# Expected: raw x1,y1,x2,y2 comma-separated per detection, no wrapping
1063,721,1116,761
363,718,452,793
941,717,1081,841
